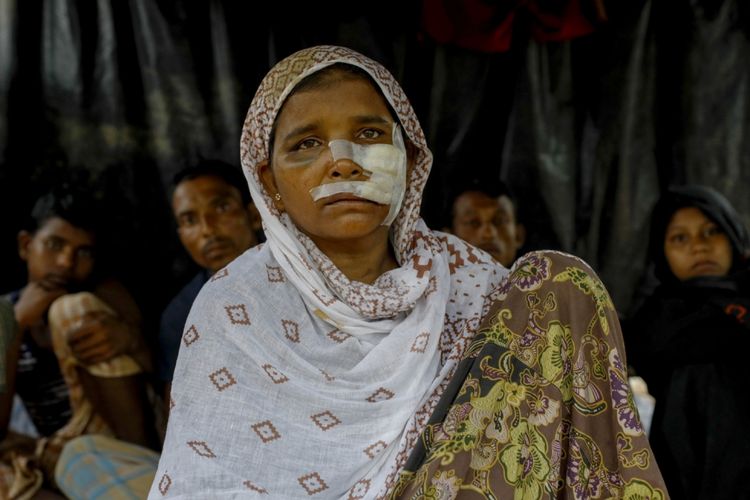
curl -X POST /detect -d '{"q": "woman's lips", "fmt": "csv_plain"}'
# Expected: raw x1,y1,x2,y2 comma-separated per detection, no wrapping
691,260,719,272
323,193,378,205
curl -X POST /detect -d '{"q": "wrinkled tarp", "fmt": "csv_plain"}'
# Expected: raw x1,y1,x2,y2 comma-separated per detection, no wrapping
0,0,748,320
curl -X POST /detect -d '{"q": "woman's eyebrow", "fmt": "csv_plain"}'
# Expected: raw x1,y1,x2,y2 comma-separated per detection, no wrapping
353,115,390,125
283,123,318,142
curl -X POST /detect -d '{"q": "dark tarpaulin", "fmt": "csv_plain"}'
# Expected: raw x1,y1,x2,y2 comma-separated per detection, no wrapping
0,0,748,328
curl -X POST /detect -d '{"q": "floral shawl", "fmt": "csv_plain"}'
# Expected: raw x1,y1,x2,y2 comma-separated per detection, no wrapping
149,46,507,499
391,251,669,499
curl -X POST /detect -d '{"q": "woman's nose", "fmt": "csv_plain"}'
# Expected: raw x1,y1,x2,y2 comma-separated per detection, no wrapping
329,158,363,179
691,236,710,252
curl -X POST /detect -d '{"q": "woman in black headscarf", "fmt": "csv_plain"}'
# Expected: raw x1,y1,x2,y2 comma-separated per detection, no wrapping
627,185,750,499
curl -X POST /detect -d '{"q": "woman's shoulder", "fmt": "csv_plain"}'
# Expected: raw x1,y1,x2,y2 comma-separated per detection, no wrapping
430,230,506,272
189,243,276,306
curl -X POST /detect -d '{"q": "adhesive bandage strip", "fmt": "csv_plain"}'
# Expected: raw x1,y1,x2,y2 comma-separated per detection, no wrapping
309,124,407,226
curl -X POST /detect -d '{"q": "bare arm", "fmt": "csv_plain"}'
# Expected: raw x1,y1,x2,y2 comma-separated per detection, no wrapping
0,301,21,439
78,369,159,449
1,285,66,439
67,279,153,372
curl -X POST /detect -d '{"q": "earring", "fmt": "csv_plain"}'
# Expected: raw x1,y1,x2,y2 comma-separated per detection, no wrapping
274,193,281,201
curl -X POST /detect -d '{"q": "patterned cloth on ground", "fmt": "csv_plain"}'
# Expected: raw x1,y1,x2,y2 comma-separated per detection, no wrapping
0,292,143,499
55,434,159,500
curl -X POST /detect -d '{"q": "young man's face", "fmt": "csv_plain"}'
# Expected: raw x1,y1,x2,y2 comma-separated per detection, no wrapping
173,175,259,274
18,216,96,290
451,191,524,267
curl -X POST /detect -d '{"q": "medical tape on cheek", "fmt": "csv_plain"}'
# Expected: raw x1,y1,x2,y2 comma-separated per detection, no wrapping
308,124,408,226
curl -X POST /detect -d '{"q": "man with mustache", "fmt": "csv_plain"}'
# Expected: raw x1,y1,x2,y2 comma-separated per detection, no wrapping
157,160,260,404
448,180,525,268
0,185,156,497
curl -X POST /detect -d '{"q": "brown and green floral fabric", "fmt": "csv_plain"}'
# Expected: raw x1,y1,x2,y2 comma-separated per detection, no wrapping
391,251,668,499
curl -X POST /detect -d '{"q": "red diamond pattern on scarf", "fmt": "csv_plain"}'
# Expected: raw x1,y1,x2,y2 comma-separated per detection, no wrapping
282,319,300,343
347,479,371,499
210,268,229,282
447,243,466,274
187,440,216,458
312,288,336,306
424,276,438,299
209,367,237,391
411,254,432,278
320,369,335,382
366,387,394,403
182,324,200,346
158,473,171,495
410,332,430,353
310,410,341,431
225,304,251,325
363,440,387,459
298,472,328,496
266,265,285,283
326,329,351,343
251,420,281,443
262,364,289,384
244,480,268,494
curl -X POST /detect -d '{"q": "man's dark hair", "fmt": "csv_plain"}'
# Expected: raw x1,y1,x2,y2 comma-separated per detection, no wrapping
27,184,101,235
444,177,519,226
172,160,251,205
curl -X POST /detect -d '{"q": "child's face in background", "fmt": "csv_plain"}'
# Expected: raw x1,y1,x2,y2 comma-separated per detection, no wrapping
664,207,733,281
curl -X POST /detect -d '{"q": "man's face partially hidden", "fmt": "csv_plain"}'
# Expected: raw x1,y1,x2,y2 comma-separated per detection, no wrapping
451,191,524,267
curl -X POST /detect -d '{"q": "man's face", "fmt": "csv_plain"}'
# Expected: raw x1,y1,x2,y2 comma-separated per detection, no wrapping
18,216,96,290
452,191,524,267
173,175,258,273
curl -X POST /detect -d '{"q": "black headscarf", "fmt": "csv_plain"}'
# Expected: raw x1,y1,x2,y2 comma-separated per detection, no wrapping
648,185,750,284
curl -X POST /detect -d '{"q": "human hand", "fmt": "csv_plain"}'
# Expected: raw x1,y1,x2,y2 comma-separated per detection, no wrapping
14,282,67,331
67,311,133,365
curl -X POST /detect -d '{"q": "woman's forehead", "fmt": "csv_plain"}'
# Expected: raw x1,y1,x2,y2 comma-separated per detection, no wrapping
276,78,392,128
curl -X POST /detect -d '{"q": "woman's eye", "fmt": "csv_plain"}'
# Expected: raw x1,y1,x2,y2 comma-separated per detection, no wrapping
669,233,687,244
705,225,722,237
297,138,321,150
357,128,383,140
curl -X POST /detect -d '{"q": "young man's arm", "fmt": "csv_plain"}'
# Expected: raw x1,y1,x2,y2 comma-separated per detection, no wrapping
0,300,21,439
67,279,153,372
1,285,67,438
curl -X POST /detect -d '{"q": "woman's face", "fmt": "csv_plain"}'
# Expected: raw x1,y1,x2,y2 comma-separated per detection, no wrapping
262,74,397,248
664,206,733,281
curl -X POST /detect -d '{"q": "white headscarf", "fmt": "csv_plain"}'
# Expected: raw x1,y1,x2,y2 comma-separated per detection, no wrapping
150,46,507,499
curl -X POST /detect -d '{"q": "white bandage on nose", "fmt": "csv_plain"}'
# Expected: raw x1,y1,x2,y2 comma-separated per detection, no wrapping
309,124,407,226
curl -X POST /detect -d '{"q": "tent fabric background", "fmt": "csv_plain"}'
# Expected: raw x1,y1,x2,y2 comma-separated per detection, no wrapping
1,0,748,327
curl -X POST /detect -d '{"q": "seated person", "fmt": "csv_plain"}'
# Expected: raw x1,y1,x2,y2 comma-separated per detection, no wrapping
447,179,525,267
157,160,260,403
627,185,750,499
0,185,157,498
150,45,665,498
53,163,261,500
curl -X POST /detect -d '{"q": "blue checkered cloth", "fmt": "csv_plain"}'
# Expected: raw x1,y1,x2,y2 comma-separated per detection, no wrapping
55,435,159,499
